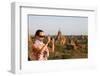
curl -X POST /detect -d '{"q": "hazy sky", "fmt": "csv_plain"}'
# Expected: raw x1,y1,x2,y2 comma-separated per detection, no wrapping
28,15,88,36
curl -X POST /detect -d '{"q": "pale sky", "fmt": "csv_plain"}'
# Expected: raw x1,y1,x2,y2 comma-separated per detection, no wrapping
28,15,88,36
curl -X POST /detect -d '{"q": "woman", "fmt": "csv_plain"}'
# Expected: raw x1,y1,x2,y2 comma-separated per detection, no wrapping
28,29,54,60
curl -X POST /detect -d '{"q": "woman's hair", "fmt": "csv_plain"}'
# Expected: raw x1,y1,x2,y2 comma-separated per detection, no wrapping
35,29,44,36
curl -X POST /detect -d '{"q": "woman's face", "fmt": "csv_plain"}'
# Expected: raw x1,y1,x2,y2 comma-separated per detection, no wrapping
37,32,45,41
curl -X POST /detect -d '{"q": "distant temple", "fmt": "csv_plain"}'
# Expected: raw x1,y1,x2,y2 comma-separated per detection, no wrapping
55,30,66,46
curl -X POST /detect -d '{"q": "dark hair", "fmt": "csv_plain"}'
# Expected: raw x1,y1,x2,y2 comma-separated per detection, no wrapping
35,29,44,36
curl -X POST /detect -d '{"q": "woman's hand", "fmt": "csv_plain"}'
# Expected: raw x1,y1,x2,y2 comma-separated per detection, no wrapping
47,35,51,44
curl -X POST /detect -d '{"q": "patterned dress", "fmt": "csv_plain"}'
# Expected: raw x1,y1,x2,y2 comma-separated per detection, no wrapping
32,40,49,60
